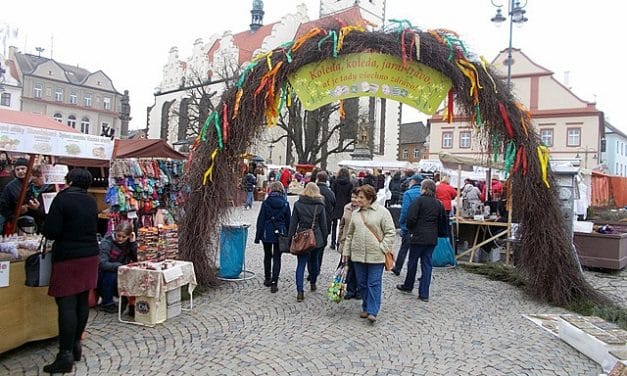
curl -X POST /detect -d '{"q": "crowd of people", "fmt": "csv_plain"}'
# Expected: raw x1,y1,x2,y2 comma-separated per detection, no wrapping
252,165,452,324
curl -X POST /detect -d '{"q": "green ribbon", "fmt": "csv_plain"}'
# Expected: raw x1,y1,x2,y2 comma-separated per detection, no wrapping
200,115,212,142
237,61,259,88
318,30,338,57
212,112,223,150
475,104,482,126
503,141,517,177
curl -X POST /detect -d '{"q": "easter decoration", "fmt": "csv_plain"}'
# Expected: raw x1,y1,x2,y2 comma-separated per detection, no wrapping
180,18,607,308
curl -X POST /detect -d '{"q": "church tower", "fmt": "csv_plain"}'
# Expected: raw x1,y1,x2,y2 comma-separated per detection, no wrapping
319,0,385,27
250,0,265,31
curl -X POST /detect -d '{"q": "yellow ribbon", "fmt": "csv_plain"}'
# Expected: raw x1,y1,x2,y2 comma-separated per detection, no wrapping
515,102,531,138
338,25,365,52
537,146,550,188
480,56,498,94
202,148,220,185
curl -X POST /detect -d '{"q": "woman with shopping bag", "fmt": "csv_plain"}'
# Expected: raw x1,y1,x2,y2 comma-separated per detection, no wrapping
288,182,327,302
342,185,396,323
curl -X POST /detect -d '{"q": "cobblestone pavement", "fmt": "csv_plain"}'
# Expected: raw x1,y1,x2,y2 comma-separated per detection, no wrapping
1,199,619,375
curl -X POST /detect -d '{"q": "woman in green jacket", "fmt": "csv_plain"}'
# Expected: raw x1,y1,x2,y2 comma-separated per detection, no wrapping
343,185,396,323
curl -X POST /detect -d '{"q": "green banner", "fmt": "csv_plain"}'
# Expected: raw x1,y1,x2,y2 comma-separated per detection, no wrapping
288,53,452,114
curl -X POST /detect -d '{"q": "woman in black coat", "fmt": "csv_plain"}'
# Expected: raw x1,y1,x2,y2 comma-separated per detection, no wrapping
254,182,291,293
396,179,446,302
330,167,353,250
288,182,328,302
41,168,100,374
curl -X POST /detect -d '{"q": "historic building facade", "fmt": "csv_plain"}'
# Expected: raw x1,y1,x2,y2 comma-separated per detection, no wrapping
147,0,402,170
6,46,129,137
428,49,604,170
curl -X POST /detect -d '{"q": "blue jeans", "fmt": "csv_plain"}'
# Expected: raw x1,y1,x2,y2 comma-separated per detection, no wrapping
97,271,118,306
245,191,254,208
353,262,384,317
295,247,322,292
402,244,435,299
393,232,410,273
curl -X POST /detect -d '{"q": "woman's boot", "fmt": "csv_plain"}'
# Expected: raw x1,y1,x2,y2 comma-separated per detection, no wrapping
43,350,74,373
73,341,82,361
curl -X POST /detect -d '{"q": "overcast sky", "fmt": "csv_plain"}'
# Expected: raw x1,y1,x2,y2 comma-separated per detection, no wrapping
2,0,624,134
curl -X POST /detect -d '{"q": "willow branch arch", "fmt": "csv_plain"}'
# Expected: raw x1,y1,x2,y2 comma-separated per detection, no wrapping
181,24,604,306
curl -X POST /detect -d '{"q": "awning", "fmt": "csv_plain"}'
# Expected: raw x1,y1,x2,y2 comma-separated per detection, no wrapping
438,152,504,171
337,159,411,170
0,108,113,160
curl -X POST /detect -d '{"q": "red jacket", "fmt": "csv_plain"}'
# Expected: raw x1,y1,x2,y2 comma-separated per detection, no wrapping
435,182,457,211
279,170,291,188
481,179,504,202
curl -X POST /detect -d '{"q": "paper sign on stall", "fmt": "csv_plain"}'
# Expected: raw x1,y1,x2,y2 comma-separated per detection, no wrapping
0,261,9,287
41,192,58,214
41,164,69,185
162,264,183,283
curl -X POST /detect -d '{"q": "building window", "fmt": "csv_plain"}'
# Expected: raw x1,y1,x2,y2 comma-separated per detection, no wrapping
54,87,64,102
81,117,90,134
34,83,43,98
566,128,581,147
67,115,76,128
103,97,111,110
459,131,471,148
84,93,92,107
53,113,63,123
540,129,554,147
69,92,77,104
402,148,408,159
0,92,10,107
442,132,453,149
413,147,420,159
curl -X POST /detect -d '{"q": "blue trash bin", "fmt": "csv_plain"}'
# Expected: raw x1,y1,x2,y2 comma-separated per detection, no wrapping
219,224,249,279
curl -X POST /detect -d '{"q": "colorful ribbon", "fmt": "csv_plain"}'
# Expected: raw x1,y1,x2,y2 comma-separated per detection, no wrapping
202,148,220,185
537,146,550,187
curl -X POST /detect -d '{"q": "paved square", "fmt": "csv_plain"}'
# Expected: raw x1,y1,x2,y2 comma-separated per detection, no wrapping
1,199,616,375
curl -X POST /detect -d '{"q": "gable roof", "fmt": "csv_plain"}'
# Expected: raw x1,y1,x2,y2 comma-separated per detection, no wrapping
13,51,116,90
605,121,627,139
0,108,80,133
399,121,428,144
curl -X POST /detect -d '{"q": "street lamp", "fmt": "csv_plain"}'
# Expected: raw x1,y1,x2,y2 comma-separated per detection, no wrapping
267,144,274,164
491,0,529,90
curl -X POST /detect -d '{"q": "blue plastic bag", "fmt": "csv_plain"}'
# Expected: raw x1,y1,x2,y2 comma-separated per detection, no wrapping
432,237,457,267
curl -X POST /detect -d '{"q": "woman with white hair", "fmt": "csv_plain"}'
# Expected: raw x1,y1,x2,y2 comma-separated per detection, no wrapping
396,179,446,302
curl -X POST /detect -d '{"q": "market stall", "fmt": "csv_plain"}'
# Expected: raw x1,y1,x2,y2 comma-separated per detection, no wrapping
438,152,514,265
0,109,113,353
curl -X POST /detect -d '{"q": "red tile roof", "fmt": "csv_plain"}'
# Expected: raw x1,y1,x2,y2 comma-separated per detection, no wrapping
0,108,80,133
204,6,367,69
295,5,367,39
234,22,278,64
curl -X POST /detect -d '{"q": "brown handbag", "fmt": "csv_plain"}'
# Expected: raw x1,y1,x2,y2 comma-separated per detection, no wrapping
290,206,319,255
360,211,395,271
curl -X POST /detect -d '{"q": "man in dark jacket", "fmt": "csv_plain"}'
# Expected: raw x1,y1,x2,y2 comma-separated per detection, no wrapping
396,179,446,302
330,167,353,249
0,157,39,233
392,173,423,276
243,172,257,210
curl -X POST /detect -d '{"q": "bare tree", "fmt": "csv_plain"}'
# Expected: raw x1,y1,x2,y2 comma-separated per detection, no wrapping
172,62,241,144
274,97,359,167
